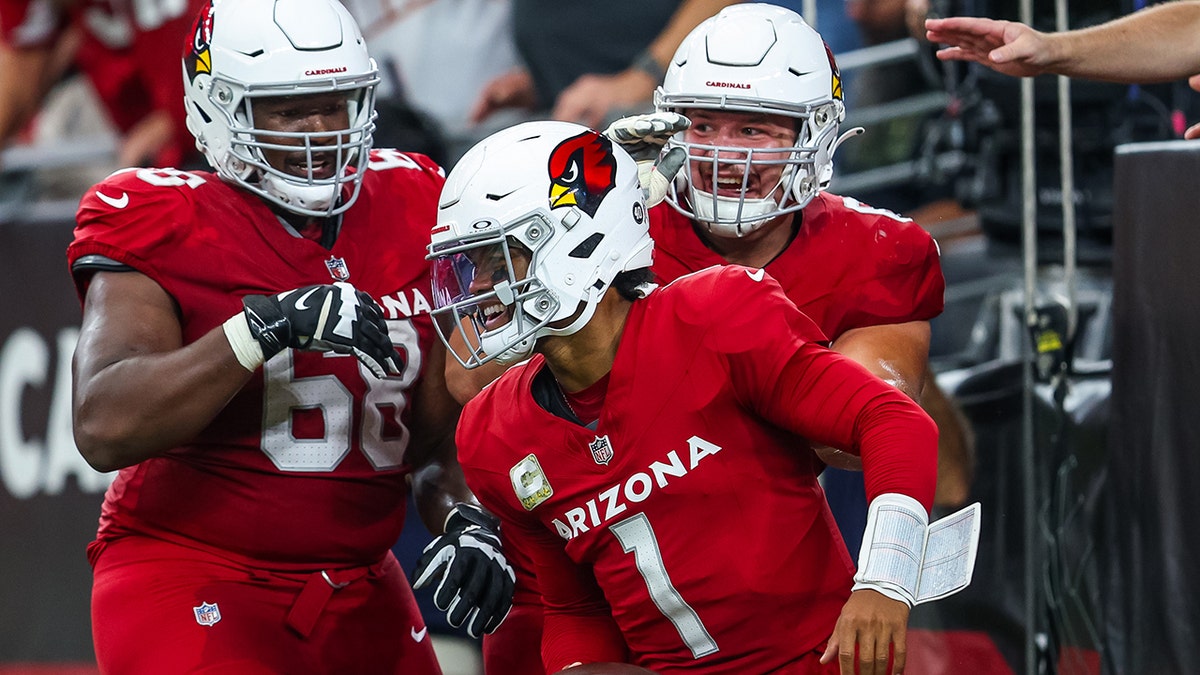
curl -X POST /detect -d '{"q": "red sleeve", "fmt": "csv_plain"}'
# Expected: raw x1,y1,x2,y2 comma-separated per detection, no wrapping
837,204,945,331
0,0,64,48
68,167,197,301
688,264,937,512
537,546,629,671
757,342,938,513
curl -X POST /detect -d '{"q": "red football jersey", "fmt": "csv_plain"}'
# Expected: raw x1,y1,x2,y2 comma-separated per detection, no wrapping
68,150,445,568
0,0,200,166
485,191,947,674
460,266,937,674
651,192,945,337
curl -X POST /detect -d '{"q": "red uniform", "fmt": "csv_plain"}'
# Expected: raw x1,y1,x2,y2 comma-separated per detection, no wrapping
68,150,446,673
0,0,201,166
461,266,938,674
484,195,945,673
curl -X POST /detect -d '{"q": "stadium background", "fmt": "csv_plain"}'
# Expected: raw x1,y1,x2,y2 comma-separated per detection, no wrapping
2,0,1199,673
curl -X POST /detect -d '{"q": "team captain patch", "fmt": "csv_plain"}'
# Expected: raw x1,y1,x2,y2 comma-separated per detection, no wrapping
510,454,553,511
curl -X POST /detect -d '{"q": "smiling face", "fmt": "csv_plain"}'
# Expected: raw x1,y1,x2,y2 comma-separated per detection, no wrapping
463,242,533,333
251,92,352,180
683,108,799,202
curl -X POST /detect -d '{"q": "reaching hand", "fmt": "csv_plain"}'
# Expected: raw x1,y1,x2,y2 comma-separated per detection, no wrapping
603,112,691,206
820,589,911,675
925,16,1057,78
469,67,538,124
412,503,516,639
552,68,660,130
241,282,401,378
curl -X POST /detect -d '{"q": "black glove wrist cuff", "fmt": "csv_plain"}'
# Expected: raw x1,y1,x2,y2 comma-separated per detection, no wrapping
445,503,501,535
242,294,291,360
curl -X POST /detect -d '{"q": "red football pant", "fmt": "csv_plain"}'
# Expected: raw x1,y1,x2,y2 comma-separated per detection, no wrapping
483,600,546,675
89,536,442,674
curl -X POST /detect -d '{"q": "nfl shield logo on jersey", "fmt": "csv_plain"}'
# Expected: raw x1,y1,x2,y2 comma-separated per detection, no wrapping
589,435,614,465
193,601,221,626
325,256,350,281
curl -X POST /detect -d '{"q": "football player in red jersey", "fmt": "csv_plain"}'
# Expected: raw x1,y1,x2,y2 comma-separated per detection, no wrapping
0,0,205,167
68,0,512,671
427,119,943,674
437,6,971,674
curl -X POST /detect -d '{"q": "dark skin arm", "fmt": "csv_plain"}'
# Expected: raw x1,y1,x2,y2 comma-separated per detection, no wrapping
406,336,479,534
71,271,253,473
75,270,479,534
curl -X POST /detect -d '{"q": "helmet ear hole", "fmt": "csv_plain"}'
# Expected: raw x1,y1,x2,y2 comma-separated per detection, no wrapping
569,233,605,259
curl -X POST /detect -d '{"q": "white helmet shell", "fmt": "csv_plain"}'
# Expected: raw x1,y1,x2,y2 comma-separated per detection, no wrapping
428,121,651,368
656,4,850,236
182,0,379,217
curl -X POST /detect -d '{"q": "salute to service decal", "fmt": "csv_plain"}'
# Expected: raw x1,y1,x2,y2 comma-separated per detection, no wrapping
511,454,554,511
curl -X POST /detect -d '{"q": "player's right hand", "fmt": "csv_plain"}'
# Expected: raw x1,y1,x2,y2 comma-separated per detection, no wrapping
821,589,910,675
241,282,401,378
602,111,690,161
603,112,690,207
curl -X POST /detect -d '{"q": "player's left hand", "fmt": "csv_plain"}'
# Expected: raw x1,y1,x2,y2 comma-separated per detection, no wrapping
603,112,691,207
412,503,515,638
820,589,911,675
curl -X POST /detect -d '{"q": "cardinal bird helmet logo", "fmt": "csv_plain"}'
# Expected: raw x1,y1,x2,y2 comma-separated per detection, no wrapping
184,0,215,83
546,131,617,217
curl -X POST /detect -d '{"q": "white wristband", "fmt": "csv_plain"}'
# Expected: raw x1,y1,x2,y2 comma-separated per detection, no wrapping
852,493,929,607
222,313,265,371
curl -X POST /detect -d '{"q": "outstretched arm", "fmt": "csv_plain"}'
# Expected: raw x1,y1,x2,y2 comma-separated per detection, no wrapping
926,3,1200,83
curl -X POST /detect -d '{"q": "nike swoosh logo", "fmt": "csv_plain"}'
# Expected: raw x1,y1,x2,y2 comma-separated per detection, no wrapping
95,190,129,209
410,625,428,642
745,268,765,282
294,287,321,311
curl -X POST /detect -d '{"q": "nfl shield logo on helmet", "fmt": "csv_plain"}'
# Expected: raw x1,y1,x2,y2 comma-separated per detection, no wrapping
589,435,614,465
193,601,221,626
325,256,350,281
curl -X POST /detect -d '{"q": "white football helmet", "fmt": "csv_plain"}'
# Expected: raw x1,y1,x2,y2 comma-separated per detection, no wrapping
428,121,652,369
182,0,379,217
655,4,859,236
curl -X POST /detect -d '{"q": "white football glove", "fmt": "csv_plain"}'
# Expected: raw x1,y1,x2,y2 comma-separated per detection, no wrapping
603,112,691,207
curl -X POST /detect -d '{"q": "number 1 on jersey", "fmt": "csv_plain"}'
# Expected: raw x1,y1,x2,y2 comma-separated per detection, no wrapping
610,513,719,659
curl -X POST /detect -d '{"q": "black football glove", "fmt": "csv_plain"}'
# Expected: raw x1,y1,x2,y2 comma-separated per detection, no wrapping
603,112,691,207
241,282,401,378
412,503,515,638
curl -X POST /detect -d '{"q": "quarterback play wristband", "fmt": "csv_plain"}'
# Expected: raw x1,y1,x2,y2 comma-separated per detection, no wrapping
222,314,266,371
851,492,928,607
